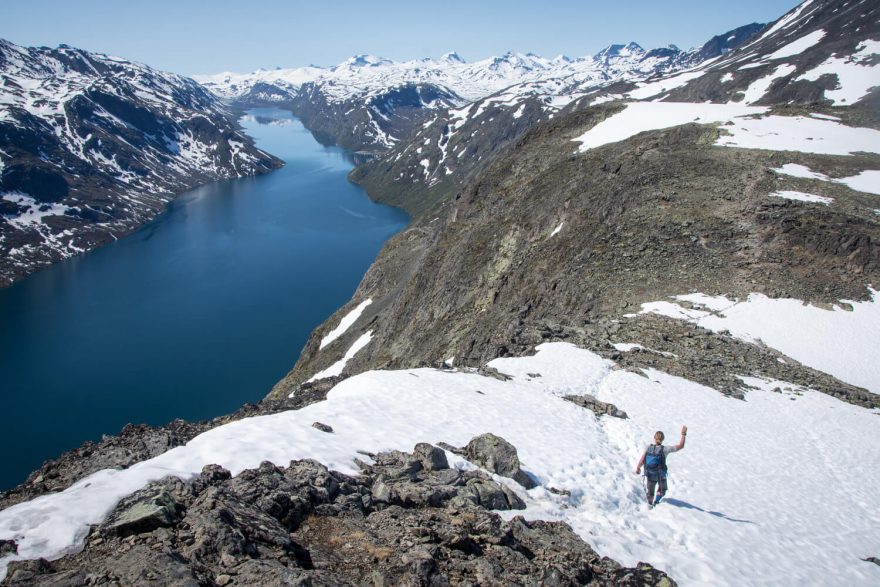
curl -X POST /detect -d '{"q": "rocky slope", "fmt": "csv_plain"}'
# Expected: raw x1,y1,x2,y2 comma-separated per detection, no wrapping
0,40,281,287
272,0,880,410
1,440,673,586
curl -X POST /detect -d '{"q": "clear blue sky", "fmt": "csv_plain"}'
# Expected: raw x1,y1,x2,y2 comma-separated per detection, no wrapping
2,0,802,75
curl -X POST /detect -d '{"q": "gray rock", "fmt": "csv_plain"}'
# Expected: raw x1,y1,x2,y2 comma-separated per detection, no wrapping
102,486,181,537
436,441,467,457
111,547,201,587
464,433,537,489
462,479,514,510
199,464,232,485
312,421,333,433
564,394,629,419
414,442,449,471
0,539,16,556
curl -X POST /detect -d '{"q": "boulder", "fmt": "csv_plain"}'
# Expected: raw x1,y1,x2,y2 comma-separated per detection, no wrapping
465,433,537,489
564,394,629,419
413,442,449,471
0,538,17,556
102,486,182,537
312,421,334,433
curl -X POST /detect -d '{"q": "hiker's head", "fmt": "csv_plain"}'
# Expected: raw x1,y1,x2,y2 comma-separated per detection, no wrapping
654,431,665,444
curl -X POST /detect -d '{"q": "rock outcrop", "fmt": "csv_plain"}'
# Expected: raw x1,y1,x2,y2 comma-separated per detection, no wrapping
463,433,537,490
1,444,675,586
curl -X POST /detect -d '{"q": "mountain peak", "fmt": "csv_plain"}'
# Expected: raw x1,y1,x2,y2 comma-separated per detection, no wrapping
339,54,391,69
441,51,464,63
594,42,646,61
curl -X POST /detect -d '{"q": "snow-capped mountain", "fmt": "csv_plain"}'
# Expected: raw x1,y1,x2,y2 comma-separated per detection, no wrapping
0,40,281,287
620,0,880,105
197,24,763,153
353,0,879,219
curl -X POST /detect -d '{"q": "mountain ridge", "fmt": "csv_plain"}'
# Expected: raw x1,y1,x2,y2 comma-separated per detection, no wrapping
197,23,765,155
0,39,282,287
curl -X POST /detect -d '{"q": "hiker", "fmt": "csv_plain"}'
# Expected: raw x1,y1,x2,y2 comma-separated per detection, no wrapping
635,425,687,506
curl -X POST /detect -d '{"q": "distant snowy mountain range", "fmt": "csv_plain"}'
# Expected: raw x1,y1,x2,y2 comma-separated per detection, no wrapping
0,40,280,287
196,24,763,152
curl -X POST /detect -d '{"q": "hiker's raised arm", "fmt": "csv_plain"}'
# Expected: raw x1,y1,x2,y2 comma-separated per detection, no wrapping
675,425,687,451
635,449,646,474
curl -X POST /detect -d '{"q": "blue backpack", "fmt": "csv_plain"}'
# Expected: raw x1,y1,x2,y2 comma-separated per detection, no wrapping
645,445,667,480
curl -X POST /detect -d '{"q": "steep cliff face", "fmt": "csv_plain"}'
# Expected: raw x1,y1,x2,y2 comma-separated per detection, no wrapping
0,40,282,287
274,103,880,406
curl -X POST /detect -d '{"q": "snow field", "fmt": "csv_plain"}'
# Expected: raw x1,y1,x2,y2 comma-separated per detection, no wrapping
796,39,880,106
567,369,880,587
1,342,878,586
575,102,880,157
639,290,880,394
774,164,880,196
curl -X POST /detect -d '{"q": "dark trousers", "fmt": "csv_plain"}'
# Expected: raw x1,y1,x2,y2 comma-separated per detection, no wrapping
646,473,667,504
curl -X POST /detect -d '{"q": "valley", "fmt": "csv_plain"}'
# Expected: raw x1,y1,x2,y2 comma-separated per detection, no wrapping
1,0,879,585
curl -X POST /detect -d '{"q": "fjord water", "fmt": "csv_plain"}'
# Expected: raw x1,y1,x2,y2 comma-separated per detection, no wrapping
0,108,408,490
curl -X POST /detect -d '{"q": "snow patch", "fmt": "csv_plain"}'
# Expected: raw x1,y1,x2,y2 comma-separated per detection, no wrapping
741,64,797,104
769,190,833,204
1,193,74,229
612,343,644,352
796,39,880,106
639,290,880,393
627,70,706,100
772,163,828,180
768,29,827,60
836,170,880,195
574,102,767,152
774,164,880,195
306,331,373,383
319,299,373,350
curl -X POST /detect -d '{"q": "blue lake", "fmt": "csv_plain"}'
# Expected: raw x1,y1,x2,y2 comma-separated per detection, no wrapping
0,108,408,490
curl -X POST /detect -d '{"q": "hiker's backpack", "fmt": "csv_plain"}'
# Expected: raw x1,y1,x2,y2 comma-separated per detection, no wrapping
645,445,667,479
